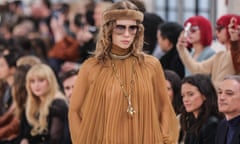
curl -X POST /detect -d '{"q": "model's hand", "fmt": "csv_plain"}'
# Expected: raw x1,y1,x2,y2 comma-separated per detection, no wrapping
176,31,189,50
228,17,240,41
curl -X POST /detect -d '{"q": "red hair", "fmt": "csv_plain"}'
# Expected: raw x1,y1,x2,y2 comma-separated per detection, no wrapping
216,14,240,39
184,16,212,47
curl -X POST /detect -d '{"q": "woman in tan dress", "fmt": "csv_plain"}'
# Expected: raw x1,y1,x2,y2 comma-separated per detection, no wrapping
68,1,178,144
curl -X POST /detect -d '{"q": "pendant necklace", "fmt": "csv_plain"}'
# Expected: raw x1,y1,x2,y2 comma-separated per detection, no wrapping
111,58,136,118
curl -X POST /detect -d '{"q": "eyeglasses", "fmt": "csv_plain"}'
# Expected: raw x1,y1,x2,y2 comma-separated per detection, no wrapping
216,25,225,32
113,24,138,35
189,26,200,33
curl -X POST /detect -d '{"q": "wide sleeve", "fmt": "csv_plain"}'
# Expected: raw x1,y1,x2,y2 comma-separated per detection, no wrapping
68,58,93,143
152,58,179,144
230,40,240,73
177,46,215,75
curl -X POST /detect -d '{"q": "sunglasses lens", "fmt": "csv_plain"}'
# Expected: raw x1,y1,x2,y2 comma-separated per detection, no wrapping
190,26,199,33
115,25,126,34
216,25,224,31
114,25,138,35
129,25,138,34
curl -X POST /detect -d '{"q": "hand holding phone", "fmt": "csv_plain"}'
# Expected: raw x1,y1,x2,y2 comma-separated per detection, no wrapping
232,17,238,29
184,22,191,37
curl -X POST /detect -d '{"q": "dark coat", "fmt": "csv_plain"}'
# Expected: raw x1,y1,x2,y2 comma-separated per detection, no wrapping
184,116,220,144
160,47,185,78
215,119,240,144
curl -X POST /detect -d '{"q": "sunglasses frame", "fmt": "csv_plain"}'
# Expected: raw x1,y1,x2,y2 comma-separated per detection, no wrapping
113,24,139,35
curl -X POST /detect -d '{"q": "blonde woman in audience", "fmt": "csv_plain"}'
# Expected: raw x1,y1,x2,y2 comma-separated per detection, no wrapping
19,64,68,144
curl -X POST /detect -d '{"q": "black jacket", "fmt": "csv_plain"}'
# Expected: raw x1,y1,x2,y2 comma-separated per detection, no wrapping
215,118,240,144
160,47,185,78
184,116,220,144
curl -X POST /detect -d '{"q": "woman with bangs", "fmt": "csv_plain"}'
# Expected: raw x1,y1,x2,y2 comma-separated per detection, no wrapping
177,14,240,87
68,0,178,144
183,16,215,76
19,64,68,144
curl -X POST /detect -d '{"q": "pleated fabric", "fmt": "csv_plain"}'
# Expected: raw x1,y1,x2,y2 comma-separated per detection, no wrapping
69,52,179,144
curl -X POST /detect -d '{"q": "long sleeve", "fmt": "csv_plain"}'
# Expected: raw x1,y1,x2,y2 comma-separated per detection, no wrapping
177,47,215,75
49,99,68,144
153,58,179,143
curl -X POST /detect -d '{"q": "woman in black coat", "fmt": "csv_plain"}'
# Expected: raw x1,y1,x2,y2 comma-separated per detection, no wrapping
179,74,223,144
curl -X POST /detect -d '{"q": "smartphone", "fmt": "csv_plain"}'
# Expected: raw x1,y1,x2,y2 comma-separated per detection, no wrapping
184,22,191,37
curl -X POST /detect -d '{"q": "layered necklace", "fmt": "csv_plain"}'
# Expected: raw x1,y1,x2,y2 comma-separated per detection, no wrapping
111,58,136,118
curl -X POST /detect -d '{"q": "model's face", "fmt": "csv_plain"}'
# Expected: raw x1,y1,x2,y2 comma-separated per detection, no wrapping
112,19,138,49
188,26,201,45
0,57,11,80
217,79,240,120
29,76,49,97
181,83,206,117
63,75,78,101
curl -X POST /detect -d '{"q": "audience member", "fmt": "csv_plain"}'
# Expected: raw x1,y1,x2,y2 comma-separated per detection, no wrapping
216,75,240,144
158,22,185,78
164,70,182,115
177,14,240,87
180,74,222,144
19,64,68,144
183,16,215,76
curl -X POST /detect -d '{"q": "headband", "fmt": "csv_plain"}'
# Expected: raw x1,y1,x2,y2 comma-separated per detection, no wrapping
103,9,144,24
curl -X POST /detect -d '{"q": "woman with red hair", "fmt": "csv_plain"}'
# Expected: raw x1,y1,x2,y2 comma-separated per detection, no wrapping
177,14,240,87
183,16,215,76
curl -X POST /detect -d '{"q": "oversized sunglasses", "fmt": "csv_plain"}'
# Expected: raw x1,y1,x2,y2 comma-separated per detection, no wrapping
114,24,138,35
216,25,225,32
189,26,200,33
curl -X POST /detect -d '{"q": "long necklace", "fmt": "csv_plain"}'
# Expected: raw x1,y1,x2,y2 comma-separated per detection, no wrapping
111,58,136,118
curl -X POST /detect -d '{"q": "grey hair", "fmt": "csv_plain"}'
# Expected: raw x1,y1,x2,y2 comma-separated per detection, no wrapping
223,75,240,83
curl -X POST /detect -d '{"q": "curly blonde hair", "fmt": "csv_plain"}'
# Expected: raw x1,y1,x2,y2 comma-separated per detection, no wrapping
25,64,65,136
94,0,145,63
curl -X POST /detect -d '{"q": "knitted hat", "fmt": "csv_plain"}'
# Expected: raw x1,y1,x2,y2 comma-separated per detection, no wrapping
102,9,143,25
184,16,212,47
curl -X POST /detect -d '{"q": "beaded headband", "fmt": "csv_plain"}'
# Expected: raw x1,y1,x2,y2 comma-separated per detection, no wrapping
103,9,144,24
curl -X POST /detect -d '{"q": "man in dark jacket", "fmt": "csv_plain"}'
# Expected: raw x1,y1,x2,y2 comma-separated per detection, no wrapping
216,75,240,144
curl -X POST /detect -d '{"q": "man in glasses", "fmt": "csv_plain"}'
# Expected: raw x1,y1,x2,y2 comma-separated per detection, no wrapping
68,0,179,144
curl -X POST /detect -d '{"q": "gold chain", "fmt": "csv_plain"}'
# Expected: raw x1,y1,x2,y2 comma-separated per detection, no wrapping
111,58,136,118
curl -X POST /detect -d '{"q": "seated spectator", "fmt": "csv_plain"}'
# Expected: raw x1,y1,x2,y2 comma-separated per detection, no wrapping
19,64,68,144
180,74,222,144
216,75,240,144
60,69,78,103
164,70,182,115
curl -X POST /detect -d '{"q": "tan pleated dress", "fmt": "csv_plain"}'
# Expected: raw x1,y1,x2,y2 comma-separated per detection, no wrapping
69,45,179,144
